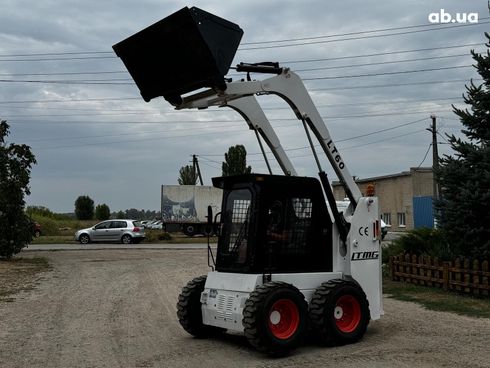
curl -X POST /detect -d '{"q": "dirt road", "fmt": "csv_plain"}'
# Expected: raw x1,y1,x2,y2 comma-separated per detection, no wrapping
1,250,489,368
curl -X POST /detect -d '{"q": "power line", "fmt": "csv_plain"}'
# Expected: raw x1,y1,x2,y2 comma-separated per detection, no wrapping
310,78,482,91
1,20,486,58
417,143,433,168
0,71,126,77
0,64,474,85
201,117,429,157
0,56,117,62
240,21,473,45
19,118,426,147
7,108,449,123
0,79,132,85
302,65,472,81
0,97,139,104
0,21,487,62
0,96,461,111
29,114,430,151
0,51,113,57
293,53,469,72
238,21,490,50
282,43,484,64
247,129,428,162
0,51,474,78
1,101,455,119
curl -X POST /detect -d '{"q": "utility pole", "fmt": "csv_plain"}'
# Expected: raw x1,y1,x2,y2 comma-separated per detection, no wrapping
427,115,439,199
192,154,204,185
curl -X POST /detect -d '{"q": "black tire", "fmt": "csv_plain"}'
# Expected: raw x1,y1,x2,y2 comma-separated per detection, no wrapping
34,230,41,238
309,279,370,346
177,275,224,338
121,234,132,244
79,234,90,245
183,225,195,237
242,281,308,356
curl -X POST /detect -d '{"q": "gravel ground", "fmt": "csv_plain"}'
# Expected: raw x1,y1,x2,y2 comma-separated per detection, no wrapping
0,249,489,368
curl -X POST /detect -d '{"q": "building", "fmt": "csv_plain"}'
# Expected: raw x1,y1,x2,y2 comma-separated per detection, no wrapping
332,167,434,232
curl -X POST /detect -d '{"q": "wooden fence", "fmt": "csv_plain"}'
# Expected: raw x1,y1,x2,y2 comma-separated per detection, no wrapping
389,254,490,297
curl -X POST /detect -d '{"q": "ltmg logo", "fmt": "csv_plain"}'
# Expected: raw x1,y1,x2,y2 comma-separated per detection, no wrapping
428,9,479,23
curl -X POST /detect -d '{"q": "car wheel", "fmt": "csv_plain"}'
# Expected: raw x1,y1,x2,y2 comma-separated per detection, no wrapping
121,234,132,244
79,234,90,245
34,230,41,238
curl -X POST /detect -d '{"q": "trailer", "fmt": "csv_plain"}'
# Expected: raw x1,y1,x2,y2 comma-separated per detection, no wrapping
161,185,222,236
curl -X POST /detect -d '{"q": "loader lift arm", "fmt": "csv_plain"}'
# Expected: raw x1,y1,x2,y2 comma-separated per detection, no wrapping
176,65,362,206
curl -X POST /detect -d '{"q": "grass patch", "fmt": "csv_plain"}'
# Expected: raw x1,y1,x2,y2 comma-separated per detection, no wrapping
0,257,51,302
31,232,217,244
383,277,490,319
31,235,75,244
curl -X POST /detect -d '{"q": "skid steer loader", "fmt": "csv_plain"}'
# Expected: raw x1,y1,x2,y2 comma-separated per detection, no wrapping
113,6,383,356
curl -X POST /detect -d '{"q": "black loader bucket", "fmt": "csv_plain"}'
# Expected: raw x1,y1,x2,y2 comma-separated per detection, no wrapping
112,6,243,104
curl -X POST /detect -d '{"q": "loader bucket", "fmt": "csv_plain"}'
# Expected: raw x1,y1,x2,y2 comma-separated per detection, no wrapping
112,6,243,103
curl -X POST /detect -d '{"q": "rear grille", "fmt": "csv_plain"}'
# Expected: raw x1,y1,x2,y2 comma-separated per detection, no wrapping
216,294,235,320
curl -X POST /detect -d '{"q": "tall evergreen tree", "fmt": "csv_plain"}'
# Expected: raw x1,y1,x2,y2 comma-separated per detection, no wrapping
435,33,490,257
221,145,252,176
178,165,197,185
74,195,94,220
95,203,111,220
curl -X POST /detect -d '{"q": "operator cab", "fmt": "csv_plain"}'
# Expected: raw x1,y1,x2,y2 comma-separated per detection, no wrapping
212,174,333,274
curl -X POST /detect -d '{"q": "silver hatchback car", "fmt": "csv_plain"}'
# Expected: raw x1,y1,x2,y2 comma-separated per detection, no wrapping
74,219,145,245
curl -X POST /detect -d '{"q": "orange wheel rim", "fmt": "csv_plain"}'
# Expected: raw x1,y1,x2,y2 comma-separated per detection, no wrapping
334,295,361,333
268,299,300,339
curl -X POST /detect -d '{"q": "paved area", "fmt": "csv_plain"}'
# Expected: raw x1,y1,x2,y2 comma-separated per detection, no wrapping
1,249,489,368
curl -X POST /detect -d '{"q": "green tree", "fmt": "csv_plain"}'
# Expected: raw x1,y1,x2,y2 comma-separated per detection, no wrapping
435,33,490,258
0,120,37,259
221,145,252,176
74,195,94,220
95,203,111,220
178,165,197,185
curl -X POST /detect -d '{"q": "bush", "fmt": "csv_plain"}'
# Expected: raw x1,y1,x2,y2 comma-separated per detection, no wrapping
33,216,60,236
387,227,452,261
29,214,96,236
145,230,172,242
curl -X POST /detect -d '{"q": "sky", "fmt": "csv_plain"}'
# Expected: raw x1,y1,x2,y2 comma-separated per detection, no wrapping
0,0,488,213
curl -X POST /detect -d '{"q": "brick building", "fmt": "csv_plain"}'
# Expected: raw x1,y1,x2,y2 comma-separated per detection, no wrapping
332,167,434,232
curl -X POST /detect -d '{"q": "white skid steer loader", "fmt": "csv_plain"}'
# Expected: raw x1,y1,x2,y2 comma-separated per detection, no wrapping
113,6,383,356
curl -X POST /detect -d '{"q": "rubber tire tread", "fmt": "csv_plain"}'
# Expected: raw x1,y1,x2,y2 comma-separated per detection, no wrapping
309,279,370,346
176,275,223,338
242,281,307,356
121,234,132,244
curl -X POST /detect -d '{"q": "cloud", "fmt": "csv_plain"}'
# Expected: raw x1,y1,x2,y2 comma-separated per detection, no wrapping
0,0,487,212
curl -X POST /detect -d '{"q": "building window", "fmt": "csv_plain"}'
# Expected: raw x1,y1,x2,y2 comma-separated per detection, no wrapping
397,212,406,227
382,213,391,226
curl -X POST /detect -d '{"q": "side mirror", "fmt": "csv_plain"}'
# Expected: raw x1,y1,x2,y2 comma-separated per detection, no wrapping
207,205,213,226
214,211,222,236
204,205,213,235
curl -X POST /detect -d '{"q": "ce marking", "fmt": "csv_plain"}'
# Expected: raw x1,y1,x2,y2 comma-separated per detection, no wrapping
358,226,369,236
